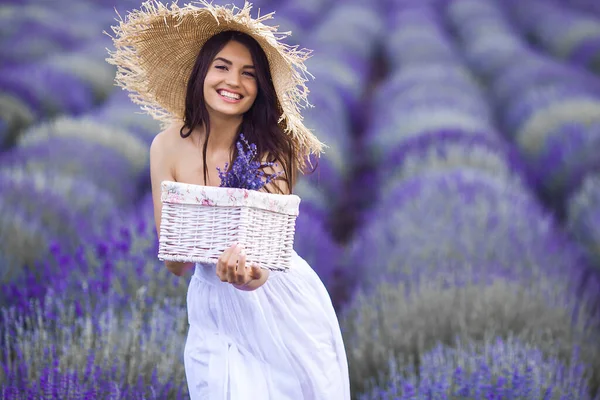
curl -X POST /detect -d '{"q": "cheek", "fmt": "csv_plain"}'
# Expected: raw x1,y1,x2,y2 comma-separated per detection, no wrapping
246,81,258,101
203,73,217,91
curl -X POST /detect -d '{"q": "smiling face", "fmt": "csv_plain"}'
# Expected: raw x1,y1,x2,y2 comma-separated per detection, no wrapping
203,40,258,120
181,30,296,191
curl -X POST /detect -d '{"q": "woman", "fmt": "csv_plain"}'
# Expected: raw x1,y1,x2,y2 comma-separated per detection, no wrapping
107,2,350,399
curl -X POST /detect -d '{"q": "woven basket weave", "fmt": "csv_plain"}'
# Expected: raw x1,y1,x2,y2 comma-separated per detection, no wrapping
158,180,301,271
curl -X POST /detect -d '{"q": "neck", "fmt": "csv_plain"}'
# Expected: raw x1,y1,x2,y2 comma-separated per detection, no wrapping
201,114,242,151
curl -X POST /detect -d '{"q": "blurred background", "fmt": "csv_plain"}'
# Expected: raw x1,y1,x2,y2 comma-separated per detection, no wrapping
1,0,600,398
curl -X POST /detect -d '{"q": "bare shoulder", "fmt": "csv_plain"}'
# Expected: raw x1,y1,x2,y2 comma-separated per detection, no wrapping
150,122,182,158
150,122,185,185
149,123,183,236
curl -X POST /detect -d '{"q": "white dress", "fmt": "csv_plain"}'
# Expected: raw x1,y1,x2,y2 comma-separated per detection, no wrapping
183,251,351,400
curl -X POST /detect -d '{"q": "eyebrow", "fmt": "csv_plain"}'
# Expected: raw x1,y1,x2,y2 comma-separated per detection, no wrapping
213,57,255,69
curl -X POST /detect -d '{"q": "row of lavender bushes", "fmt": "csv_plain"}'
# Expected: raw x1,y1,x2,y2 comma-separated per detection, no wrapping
500,0,600,270
0,1,118,150
339,0,600,398
299,1,384,304
557,0,600,18
507,0,600,74
2,0,600,399
446,0,600,271
0,90,162,296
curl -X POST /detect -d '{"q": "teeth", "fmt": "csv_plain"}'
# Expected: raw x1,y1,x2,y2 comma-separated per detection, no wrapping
219,90,241,100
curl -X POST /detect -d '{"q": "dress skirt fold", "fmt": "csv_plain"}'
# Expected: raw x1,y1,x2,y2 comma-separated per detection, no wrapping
183,251,351,400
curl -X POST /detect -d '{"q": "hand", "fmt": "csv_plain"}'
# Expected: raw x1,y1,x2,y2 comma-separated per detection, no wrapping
216,243,265,289
165,260,194,276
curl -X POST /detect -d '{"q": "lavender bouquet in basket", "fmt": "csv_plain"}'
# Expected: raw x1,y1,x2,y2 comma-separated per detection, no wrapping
217,134,282,190
158,134,300,271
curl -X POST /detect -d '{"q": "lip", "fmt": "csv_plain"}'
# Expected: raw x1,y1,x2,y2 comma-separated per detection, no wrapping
217,89,243,103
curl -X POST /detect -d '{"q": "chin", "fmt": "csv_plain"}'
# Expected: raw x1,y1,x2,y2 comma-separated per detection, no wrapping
209,102,251,118
213,108,247,119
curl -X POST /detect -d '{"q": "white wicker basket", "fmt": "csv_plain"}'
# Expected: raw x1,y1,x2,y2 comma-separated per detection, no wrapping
158,180,301,271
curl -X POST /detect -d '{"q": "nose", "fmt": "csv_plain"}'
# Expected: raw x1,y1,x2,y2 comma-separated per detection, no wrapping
225,71,241,87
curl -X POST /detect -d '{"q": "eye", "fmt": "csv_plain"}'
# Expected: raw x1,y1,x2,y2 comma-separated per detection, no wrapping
243,71,255,78
215,65,228,71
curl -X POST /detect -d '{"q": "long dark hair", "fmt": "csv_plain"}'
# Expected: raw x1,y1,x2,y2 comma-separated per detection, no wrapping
179,30,297,194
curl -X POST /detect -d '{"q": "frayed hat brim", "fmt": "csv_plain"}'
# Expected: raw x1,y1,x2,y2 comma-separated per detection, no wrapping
105,0,324,167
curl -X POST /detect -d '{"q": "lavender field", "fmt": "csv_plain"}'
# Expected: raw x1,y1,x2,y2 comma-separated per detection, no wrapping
1,0,600,398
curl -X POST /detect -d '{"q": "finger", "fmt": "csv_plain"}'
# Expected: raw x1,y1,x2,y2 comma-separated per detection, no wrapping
217,271,228,282
235,250,247,285
216,247,228,270
217,243,236,279
216,260,226,280
220,243,236,265
216,258,228,281
226,244,242,283
249,264,263,280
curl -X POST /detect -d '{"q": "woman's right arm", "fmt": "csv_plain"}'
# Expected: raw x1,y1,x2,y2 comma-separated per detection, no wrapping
150,128,194,277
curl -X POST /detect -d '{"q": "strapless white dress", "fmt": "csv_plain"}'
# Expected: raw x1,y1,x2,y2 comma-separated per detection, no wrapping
183,251,351,400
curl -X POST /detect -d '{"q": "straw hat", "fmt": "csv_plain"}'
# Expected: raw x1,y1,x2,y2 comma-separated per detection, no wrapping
105,0,324,165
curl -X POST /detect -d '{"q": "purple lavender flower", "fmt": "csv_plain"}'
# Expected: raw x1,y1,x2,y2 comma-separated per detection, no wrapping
341,271,600,397
1,193,186,314
0,287,190,399
568,173,600,268
358,337,597,399
217,134,281,191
